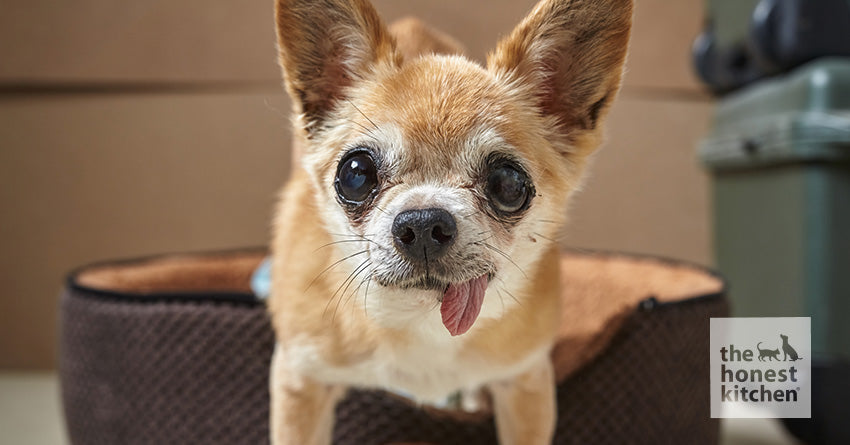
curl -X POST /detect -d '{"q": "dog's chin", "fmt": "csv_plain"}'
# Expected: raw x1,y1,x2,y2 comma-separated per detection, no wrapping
375,274,448,292
375,269,495,294
398,276,450,292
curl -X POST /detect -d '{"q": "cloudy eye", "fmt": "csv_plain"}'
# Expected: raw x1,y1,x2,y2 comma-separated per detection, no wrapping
486,161,533,214
335,150,379,204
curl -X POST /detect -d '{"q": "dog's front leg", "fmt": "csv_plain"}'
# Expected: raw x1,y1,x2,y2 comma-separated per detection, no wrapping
270,343,344,445
489,356,557,445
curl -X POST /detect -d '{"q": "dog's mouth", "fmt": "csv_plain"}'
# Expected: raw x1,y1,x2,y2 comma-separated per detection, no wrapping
376,271,493,336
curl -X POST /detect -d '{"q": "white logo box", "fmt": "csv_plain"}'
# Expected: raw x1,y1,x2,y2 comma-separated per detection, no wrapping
710,317,811,418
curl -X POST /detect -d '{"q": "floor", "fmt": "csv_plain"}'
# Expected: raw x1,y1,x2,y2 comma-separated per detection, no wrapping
0,373,801,444
1,373,68,445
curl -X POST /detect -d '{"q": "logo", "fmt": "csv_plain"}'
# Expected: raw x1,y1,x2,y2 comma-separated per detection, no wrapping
710,317,811,418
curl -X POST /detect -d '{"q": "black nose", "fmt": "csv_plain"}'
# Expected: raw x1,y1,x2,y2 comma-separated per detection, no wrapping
392,208,457,262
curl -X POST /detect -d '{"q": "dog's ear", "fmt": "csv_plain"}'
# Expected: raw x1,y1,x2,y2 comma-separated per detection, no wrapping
488,0,632,156
275,0,399,136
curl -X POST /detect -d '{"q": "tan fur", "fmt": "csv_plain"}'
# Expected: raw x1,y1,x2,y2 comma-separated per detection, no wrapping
287,17,464,163
269,0,632,443
489,357,557,445
389,17,466,59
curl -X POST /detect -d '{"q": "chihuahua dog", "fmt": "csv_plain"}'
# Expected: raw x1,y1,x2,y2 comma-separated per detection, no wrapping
268,0,632,443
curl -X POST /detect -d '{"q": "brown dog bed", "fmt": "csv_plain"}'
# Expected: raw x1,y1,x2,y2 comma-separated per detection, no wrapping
60,249,727,444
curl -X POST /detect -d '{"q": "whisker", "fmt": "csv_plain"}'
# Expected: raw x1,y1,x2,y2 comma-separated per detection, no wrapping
346,267,374,316
429,297,441,312
334,259,371,303
333,232,379,243
495,277,523,308
502,288,522,307
533,232,559,243
306,249,368,292
362,270,374,318
482,242,527,278
262,98,289,121
468,230,495,245
564,246,597,255
329,232,377,240
334,262,372,318
495,288,506,314
469,233,496,246
332,259,372,322
321,257,367,319
347,100,379,131
348,118,377,138
313,238,372,252
328,232,388,250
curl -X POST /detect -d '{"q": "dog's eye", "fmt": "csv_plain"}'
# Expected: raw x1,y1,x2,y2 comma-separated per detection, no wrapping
335,151,379,204
486,163,532,214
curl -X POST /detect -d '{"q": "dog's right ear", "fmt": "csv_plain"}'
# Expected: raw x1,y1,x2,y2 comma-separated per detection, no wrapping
275,0,398,136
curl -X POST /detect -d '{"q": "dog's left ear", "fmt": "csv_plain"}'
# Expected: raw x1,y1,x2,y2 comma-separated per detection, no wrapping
488,0,633,156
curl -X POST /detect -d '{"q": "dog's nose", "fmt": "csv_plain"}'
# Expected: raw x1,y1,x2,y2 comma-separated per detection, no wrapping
392,208,457,262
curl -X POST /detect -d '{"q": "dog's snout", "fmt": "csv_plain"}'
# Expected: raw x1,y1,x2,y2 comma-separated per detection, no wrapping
392,208,457,262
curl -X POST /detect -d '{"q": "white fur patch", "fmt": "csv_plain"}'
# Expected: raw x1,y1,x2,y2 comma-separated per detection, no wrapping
284,330,551,404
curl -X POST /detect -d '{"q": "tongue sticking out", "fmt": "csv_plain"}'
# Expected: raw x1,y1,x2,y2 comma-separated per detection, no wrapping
440,274,489,336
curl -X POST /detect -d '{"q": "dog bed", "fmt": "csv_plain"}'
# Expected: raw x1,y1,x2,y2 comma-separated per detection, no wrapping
60,249,727,444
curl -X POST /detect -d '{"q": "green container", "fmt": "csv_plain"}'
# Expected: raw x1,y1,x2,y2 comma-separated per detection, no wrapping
700,58,850,360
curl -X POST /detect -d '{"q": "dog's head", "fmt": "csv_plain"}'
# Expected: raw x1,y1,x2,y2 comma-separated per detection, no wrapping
275,0,632,335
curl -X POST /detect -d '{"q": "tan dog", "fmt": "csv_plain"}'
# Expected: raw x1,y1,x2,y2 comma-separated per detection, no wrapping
268,0,632,443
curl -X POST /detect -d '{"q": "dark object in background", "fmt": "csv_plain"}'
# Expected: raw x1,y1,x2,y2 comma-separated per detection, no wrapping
693,0,850,94
783,359,850,445
59,249,726,445
700,58,850,443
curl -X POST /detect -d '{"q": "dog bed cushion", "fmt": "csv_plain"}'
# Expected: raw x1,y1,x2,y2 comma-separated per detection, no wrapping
60,249,727,444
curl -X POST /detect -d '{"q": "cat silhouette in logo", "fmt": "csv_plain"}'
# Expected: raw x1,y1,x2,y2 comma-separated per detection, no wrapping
780,334,802,361
757,342,781,361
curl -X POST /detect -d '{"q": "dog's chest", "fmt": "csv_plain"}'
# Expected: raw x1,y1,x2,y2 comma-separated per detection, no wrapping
371,337,483,400
288,325,541,404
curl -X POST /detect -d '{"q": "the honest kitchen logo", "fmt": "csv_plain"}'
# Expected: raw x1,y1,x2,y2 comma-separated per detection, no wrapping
719,336,801,403
710,318,811,418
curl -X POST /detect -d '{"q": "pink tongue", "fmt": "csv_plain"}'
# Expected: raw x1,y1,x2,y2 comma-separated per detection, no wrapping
440,275,488,336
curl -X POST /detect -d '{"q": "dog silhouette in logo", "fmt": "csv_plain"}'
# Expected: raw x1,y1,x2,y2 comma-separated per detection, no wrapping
780,334,802,361
757,342,781,361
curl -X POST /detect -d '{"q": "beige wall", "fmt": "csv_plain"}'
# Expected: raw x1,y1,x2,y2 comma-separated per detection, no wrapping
0,0,712,369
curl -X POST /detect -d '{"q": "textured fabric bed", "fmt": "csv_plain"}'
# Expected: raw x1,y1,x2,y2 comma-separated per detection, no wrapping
60,249,727,444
